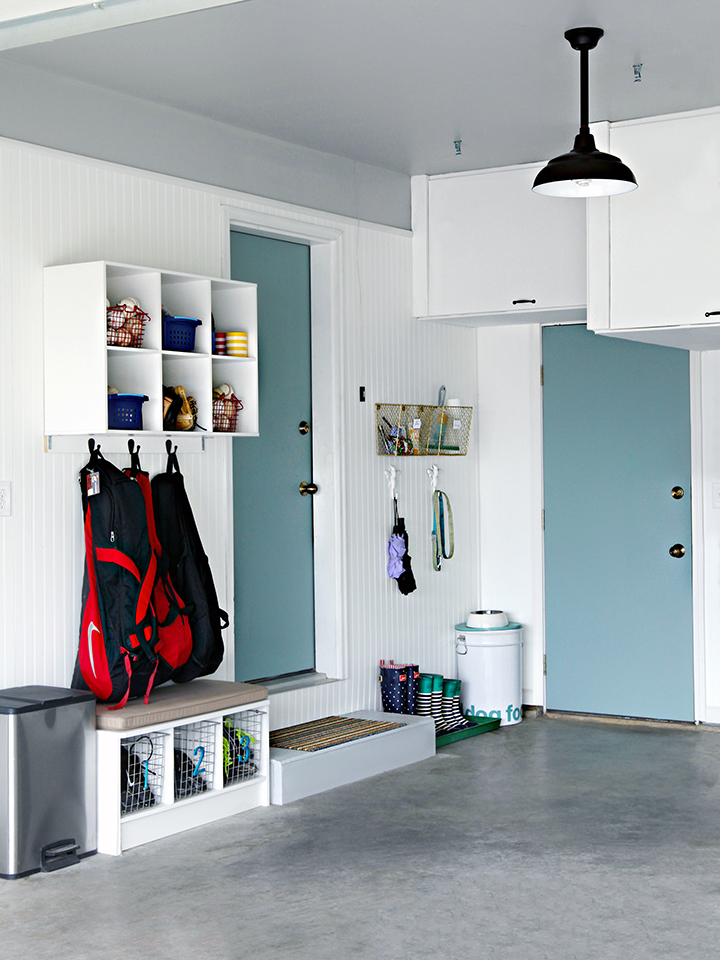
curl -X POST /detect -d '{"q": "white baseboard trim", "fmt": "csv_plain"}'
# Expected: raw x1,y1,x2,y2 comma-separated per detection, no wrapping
703,706,720,725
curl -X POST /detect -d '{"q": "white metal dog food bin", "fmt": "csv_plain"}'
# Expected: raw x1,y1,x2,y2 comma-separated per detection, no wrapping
455,622,523,726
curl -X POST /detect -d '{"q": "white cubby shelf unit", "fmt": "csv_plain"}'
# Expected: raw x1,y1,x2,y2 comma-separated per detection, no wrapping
96,690,270,856
43,261,258,438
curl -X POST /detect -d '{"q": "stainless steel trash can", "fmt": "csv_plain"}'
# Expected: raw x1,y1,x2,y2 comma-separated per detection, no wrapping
0,685,97,879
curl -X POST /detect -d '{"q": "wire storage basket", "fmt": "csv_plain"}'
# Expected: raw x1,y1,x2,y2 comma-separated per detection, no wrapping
106,304,151,348
376,403,473,456
223,709,263,786
174,721,215,799
212,393,243,433
120,732,166,816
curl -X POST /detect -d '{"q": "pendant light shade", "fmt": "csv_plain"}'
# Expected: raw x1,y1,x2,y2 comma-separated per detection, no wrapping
533,27,637,197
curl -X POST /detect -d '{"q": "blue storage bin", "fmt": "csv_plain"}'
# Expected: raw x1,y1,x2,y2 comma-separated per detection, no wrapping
108,394,148,430
163,316,202,352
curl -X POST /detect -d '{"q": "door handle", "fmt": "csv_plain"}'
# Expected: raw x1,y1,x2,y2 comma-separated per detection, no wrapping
669,543,686,559
512,299,536,305
299,482,318,496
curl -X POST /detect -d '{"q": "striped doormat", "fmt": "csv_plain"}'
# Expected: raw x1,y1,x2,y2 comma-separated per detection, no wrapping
270,716,405,752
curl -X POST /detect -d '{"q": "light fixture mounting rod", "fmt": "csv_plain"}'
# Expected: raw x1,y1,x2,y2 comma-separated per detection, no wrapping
565,27,604,133
579,43,589,130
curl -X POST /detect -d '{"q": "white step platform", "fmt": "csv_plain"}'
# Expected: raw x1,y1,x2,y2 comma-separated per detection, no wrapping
269,710,435,805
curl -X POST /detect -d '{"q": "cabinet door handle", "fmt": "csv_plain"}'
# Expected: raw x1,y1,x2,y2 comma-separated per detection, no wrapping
705,311,720,317
513,299,536,305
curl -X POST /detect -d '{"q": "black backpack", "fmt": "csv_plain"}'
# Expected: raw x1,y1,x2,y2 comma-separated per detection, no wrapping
151,442,227,682
72,441,173,708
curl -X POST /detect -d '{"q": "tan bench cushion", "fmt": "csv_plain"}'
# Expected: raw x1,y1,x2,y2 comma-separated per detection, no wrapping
95,679,268,731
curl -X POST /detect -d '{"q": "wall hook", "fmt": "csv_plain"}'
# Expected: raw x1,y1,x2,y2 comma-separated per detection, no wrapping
385,465,397,497
427,464,439,492
633,63,642,82
454,140,462,156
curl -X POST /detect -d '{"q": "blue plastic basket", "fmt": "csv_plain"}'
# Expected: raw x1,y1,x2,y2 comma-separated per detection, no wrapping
163,316,202,352
108,394,148,430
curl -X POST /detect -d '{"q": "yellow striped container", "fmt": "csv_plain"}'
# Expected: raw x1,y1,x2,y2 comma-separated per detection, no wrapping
225,331,248,357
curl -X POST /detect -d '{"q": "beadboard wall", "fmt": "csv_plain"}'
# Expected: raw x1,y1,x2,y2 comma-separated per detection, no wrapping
0,135,480,729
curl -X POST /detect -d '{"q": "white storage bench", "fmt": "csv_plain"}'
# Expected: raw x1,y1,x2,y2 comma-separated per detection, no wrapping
95,679,269,855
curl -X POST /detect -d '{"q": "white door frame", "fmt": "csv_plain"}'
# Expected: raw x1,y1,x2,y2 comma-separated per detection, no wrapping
220,204,347,682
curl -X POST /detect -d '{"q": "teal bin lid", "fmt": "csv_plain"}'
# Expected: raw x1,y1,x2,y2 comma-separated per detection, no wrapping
455,621,522,632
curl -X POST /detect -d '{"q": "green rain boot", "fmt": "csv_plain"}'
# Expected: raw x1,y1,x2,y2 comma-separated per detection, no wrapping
445,679,474,731
441,678,462,731
430,674,445,731
416,674,434,719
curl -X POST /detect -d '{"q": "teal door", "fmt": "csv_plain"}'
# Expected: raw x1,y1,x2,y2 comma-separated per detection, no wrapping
543,324,693,721
231,232,315,682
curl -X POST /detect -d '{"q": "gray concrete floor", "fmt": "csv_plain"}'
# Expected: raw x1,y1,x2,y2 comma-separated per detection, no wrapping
2,715,720,959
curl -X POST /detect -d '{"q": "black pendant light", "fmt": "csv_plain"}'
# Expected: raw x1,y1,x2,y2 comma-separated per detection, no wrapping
533,27,637,197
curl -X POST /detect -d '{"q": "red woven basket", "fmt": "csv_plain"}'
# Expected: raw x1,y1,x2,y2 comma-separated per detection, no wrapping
212,393,243,432
106,304,151,348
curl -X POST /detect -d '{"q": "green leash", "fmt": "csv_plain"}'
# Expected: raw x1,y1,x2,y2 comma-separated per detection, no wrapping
432,489,454,571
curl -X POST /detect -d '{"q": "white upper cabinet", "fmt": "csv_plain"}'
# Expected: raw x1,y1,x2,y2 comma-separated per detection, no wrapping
611,112,720,328
413,165,587,325
588,110,720,349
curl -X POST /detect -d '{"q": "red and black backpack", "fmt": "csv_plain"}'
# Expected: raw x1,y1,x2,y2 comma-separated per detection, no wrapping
124,442,193,678
72,441,192,708
151,442,227,683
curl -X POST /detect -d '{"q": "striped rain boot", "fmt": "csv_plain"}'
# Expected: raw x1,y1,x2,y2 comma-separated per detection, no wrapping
430,674,445,731
446,679,474,731
440,678,459,731
416,674,434,719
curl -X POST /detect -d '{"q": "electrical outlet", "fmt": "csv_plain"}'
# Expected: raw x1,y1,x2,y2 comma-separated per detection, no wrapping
0,482,11,517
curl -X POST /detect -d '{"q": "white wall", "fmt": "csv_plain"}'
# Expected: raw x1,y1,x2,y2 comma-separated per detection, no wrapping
700,351,720,721
476,325,544,706
0,59,410,230
0,135,480,727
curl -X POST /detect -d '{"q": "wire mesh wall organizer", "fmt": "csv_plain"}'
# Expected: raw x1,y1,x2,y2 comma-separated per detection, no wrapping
120,732,166,816
174,721,215,800
376,404,473,456
223,709,263,786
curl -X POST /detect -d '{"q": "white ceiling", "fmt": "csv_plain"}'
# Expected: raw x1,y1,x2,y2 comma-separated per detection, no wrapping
0,1,248,49
2,0,719,176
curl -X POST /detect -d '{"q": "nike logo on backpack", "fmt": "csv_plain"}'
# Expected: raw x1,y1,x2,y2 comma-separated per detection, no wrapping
88,621,100,677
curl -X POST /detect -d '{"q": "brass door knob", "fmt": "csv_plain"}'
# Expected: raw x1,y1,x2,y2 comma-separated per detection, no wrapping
298,421,310,435
299,481,318,496
671,486,685,499
669,543,686,559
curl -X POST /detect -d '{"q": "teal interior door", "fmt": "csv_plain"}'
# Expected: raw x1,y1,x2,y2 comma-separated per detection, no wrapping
543,324,693,721
231,232,315,682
